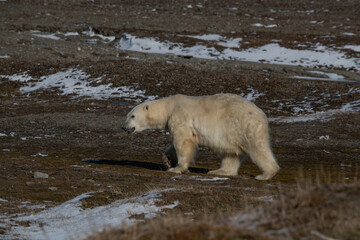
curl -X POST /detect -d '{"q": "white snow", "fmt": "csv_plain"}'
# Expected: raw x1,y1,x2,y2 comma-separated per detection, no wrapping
30,29,114,43
32,32,62,40
116,34,360,71
0,133,7,137
1,189,179,240
292,71,357,83
252,23,277,28
343,45,360,52
319,135,330,140
340,164,352,167
185,34,223,42
240,87,265,101
0,198,8,202
0,72,32,82
31,153,48,157
198,177,229,181
63,32,79,37
0,55,10,58
342,32,356,36
82,27,115,42
269,98,360,123
1,68,156,101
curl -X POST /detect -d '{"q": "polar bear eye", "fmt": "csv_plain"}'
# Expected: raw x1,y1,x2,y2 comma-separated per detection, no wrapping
145,105,148,110
131,115,135,119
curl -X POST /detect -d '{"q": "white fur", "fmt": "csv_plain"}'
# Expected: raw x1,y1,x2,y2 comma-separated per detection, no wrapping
123,94,280,180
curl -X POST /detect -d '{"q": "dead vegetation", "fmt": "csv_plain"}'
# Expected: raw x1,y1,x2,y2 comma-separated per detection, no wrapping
88,179,360,240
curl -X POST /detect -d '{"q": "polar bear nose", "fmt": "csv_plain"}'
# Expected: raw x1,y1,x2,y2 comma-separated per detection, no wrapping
122,126,135,134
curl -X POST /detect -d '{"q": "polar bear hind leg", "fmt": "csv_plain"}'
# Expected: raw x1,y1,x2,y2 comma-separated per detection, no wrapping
248,144,279,180
209,154,241,176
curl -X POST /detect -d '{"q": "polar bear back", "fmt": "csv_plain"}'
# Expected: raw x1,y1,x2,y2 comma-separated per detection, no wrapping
168,94,268,155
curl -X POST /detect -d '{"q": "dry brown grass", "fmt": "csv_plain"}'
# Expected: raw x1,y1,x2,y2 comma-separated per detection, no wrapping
88,178,360,240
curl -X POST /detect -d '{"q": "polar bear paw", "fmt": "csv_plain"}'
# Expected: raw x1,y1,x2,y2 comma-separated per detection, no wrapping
167,167,189,174
255,172,277,180
255,174,271,180
208,169,237,176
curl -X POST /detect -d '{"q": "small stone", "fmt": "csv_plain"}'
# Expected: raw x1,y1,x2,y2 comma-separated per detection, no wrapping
49,187,58,191
26,181,35,186
33,172,49,179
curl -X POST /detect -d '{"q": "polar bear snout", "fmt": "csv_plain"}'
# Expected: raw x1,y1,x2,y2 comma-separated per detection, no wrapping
122,125,135,134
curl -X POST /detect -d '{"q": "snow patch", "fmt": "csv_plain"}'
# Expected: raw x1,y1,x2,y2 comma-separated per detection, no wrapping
1,189,179,240
292,71,358,83
0,72,32,82
31,153,48,157
31,31,62,40
116,34,360,71
252,23,277,28
343,45,360,52
30,29,115,43
240,87,265,101
197,177,229,182
270,98,360,123
1,68,156,101
342,32,356,36
82,27,116,42
63,32,79,37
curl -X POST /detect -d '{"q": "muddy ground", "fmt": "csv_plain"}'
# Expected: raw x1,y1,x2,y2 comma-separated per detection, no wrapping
0,0,359,239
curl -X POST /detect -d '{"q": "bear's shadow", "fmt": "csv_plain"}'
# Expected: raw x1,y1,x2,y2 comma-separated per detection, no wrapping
81,159,209,174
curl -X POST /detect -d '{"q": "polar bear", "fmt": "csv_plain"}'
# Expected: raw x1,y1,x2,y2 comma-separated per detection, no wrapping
122,94,279,180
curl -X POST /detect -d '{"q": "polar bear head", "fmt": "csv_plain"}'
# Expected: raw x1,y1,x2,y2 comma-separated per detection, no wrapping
122,99,169,134
122,103,150,134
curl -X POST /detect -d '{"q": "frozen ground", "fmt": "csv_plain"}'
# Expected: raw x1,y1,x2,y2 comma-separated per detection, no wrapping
0,189,178,240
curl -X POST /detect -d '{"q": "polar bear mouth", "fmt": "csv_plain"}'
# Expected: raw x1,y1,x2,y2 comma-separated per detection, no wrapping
122,126,135,134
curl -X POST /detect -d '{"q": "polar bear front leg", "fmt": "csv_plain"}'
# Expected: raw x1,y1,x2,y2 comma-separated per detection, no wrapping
167,136,196,174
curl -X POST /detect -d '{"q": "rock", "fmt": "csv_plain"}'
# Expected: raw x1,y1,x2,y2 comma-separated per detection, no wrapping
26,181,35,186
49,187,58,191
33,172,49,179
